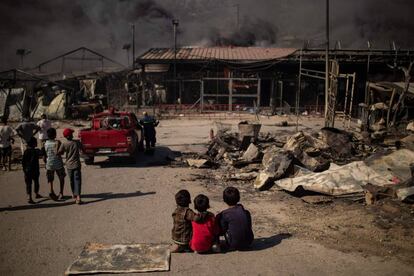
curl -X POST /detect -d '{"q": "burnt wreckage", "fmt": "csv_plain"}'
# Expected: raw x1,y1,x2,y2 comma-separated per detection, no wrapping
1,46,413,130
0,47,127,121
136,47,414,128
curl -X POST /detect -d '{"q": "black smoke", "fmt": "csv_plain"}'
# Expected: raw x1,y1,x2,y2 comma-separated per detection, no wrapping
209,17,278,47
352,0,414,48
0,0,413,70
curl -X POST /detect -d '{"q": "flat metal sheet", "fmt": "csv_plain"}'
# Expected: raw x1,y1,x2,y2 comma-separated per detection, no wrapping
65,243,170,275
275,149,414,196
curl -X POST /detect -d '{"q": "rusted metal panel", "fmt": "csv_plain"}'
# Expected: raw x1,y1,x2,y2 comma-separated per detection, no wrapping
138,47,298,62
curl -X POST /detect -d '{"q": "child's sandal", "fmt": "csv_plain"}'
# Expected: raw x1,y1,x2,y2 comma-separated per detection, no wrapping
49,193,58,201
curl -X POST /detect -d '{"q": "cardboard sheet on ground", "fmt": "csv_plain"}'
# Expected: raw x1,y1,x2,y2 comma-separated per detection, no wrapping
275,149,414,196
65,243,170,275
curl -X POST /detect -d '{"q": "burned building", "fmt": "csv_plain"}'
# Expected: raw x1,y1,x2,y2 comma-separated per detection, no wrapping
0,47,128,121
136,47,414,124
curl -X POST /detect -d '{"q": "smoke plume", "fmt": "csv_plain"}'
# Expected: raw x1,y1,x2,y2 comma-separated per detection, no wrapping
0,0,413,70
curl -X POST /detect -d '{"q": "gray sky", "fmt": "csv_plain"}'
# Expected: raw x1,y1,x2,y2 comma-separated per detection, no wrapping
1,0,413,70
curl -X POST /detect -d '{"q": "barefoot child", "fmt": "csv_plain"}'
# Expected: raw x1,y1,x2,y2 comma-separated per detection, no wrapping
60,128,82,204
189,194,220,253
217,187,254,251
43,128,65,201
22,137,43,203
171,189,200,253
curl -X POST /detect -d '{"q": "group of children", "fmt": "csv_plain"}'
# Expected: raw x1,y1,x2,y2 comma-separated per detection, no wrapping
22,127,83,204
171,186,254,253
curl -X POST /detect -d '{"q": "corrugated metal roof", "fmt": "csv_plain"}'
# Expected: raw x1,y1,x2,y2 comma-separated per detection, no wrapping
137,47,297,62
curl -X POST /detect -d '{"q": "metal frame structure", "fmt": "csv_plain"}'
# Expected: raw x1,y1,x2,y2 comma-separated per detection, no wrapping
200,77,260,112
33,47,125,75
298,54,356,128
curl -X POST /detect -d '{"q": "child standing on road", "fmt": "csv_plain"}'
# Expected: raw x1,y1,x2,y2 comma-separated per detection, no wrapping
0,118,15,171
217,187,254,251
37,113,51,146
189,194,220,253
60,128,82,204
22,137,43,204
171,189,200,253
43,128,65,201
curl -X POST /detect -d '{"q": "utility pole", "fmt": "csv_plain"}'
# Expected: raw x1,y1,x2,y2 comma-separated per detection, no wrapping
325,0,330,118
234,4,240,30
172,19,179,103
16,49,31,68
131,24,135,69
123,44,131,67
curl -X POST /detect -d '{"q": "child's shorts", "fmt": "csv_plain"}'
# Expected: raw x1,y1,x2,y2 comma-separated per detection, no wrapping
46,168,66,182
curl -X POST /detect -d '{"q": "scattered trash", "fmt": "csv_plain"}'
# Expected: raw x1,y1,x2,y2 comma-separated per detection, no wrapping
400,134,414,151
301,195,333,204
396,187,414,202
407,121,414,132
241,143,260,162
187,158,210,168
320,127,353,157
229,172,258,181
191,121,414,213
364,183,394,205
238,121,261,143
254,148,293,190
283,131,330,172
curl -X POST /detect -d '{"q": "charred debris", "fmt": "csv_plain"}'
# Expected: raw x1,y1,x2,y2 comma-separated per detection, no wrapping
186,121,414,207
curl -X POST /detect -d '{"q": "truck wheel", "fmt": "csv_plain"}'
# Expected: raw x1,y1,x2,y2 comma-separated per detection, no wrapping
84,156,95,165
127,153,137,164
137,139,145,152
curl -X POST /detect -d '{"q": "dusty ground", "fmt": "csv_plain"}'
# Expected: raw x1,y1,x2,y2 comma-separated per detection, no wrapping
0,115,414,276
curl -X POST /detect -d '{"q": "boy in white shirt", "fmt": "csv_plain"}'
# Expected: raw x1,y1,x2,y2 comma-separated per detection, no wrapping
37,114,51,145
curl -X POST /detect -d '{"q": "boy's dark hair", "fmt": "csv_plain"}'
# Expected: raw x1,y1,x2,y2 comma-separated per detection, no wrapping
194,194,210,212
47,128,57,139
175,189,191,207
28,137,37,148
223,187,240,206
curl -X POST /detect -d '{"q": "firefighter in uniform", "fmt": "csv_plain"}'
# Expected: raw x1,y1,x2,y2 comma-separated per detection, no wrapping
139,112,159,150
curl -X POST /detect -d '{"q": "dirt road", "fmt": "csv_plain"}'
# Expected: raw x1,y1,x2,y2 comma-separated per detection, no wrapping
1,117,413,275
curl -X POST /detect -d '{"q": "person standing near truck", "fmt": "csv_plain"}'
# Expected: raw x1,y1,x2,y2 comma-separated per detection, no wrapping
139,111,159,150
60,128,82,204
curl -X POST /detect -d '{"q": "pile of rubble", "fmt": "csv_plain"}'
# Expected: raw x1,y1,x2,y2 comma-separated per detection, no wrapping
186,121,414,204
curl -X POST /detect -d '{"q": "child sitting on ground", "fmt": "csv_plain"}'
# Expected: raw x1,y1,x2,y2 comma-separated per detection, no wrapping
22,137,43,204
189,194,220,253
217,186,254,251
171,189,201,253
